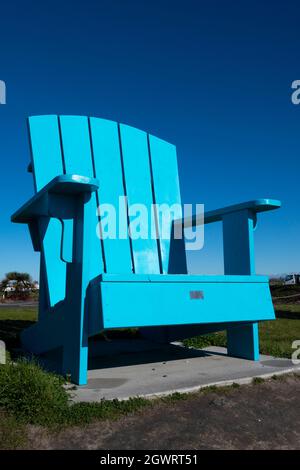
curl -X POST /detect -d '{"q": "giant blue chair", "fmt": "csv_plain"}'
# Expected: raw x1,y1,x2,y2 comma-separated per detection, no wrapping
12,115,281,385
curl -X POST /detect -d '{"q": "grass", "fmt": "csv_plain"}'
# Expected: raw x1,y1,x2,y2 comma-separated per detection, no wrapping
0,359,69,426
258,317,300,357
183,331,227,350
275,304,300,313
0,307,37,322
271,284,300,298
252,377,264,385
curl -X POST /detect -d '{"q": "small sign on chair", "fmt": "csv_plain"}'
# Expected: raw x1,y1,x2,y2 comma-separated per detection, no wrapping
190,290,204,300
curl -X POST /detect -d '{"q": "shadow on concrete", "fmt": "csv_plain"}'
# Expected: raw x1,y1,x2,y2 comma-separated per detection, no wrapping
0,318,228,376
88,339,228,371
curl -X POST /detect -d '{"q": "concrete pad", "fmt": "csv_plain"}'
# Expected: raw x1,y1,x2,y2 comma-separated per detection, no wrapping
70,341,300,402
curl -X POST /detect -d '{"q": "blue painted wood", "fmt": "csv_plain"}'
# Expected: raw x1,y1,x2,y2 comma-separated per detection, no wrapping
139,135,187,343
89,117,132,273
12,114,281,384
148,135,187,274
227,323,259,361
59,116,104,279
222,208,260,360
182,199,281,227
58,116,105,383
28,116,66,307
119,124,160,274
61,192,93,384
28,116,64,192
222,209,256,275
97,278,274,329
11,174,99,223
100,273,269,283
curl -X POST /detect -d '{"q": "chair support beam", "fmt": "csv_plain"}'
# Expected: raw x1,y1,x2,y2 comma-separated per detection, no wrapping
223,209,260,360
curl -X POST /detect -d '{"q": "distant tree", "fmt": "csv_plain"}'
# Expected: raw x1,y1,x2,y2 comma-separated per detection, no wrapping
0,272,34,300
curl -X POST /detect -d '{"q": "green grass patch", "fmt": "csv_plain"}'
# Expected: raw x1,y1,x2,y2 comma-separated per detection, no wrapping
0,307,37,322
258,318,300,357
271,284,300,298
275,304,300,313
183,331,227,350
0,359,68,426
0,359,152,430
252,377,265,385
67,397,151,426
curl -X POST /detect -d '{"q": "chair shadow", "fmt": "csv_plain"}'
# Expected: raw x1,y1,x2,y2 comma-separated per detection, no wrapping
0,318,228,374
275,310,300,320
88,339,227,371
0,320,35,359
0,320,35,352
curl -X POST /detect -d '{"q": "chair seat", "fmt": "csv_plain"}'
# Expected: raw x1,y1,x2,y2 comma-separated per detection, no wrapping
87,273,274,333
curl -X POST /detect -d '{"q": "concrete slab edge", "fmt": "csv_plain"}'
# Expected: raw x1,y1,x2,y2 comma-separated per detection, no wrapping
112,365,300,402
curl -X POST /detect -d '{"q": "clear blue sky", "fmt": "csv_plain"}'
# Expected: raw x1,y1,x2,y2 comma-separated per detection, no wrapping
0,0,299,280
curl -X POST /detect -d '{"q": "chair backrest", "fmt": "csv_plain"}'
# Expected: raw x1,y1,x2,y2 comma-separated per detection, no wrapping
28,115,187,306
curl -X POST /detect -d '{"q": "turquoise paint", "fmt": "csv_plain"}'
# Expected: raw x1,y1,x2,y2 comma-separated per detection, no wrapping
119,124,160,274
12,115,281,384
28,116,66,307
148,135,186,274
59,116,104,280
98,279,274,329
89,117,132,273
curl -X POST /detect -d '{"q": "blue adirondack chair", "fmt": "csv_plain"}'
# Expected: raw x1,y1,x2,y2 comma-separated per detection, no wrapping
12,115,281,385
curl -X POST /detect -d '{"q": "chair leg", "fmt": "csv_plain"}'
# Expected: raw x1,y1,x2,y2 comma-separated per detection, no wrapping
60,192,92,386
227,322,259,361
62,339,88,385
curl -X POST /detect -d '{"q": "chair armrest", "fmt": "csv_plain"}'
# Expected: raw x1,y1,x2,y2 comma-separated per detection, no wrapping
181,199,281,228
11,174,99,223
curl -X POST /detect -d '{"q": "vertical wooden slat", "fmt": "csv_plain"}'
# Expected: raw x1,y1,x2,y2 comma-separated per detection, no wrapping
89,117,132,273
119,124,160,274
28,116,66,306
28,115,63,192
59,116,104,280
148,135,187,274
